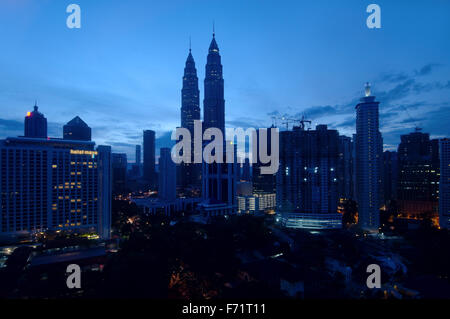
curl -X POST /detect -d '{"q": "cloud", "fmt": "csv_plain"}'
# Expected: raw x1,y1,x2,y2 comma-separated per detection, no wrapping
265,63,450,147
377,63,448,99
386,101,427,113
0,118,23,134
379,72,409,84
1,62,449,159
419,106,450,137
336,117,355,129
377,79,415,104
297,105,338,119
105,142,133,149
155,131,175,151
380,112,399,121
413,80,450,94
399,117,420,125
226,117,266,129
0,117,62,138
414,63,442,77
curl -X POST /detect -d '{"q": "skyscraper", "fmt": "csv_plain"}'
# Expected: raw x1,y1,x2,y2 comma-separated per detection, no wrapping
180,46,201,188
352,133,357,200
249,127,277,215
203,32,225,134
159,148,176,201
439,138,450,229
199,32,237,216
355,83,382,231
252,127,277,194
112,153,127,195
397,129,439,219
24,103,47,138
97,145,112,239
0,117,111,240
136,145,141,165
241,158,251,182
143,130,156,188
337,135,353,200
383,150,398,204
277,125,341,229
63,116,92,141
129,145,142,179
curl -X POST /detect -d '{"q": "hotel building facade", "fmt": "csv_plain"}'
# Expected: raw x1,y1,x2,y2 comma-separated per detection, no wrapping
0,108,111,240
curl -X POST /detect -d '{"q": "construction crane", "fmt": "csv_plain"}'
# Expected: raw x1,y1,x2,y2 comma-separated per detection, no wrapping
271,116,278,128
398,104,422,131
271,114,311,130
297,115,312,130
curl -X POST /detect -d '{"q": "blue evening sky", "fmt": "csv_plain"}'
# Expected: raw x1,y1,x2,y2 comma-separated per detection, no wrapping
0,0,449,161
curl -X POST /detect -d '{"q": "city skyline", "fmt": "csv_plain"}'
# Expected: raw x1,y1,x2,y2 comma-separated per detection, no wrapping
1,1,450,302
1,1,450,161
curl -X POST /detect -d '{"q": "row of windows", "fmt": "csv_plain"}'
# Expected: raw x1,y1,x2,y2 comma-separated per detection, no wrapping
1,146,102,232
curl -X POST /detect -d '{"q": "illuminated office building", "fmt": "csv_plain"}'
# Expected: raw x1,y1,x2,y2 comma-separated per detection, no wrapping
337,135,353,200
355,83,382,231
439,138,450,229
397,129,439,219
237,193,276,214
24,103,47,138
277,124,341,229
251,127,277,214
0,113,111,240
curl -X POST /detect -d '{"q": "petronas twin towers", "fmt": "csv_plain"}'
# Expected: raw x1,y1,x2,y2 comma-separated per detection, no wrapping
180,32,226,189
203,33,225,134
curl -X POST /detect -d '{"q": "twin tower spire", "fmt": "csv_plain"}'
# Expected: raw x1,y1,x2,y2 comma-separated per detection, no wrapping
181,31,225,135
180,30,225,188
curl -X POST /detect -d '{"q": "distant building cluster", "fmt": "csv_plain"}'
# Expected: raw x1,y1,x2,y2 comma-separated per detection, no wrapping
117,34,450,232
